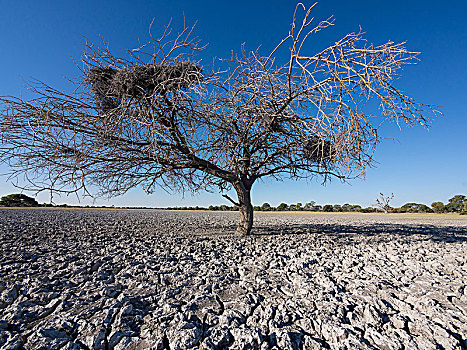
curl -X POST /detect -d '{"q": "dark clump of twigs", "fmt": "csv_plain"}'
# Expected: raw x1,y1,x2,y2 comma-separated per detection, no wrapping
303,137,335,164
86,60,203,110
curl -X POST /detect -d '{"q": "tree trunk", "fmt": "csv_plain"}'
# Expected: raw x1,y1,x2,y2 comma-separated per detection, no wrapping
234,182,253,235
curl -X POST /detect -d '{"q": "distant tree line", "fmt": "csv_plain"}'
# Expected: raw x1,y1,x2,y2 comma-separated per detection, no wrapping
172,195,467,214
400,194,467,214
1,193,466,214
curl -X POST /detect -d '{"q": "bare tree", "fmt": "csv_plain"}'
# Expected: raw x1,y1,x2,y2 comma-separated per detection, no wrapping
374,193,395,213
0,4,437,234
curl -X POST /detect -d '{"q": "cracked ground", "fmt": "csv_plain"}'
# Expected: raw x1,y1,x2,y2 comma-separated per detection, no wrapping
0,209,466,349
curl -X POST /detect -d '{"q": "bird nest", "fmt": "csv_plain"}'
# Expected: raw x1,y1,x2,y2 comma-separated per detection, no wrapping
86,61,203,110
303,136,336,163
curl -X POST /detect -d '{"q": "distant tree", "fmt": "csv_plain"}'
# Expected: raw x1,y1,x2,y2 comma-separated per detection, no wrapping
0,193,39,207
260,202,272,211
277,203,288,211
333,204,343,212
303,201,316,211
323,204,333,212
0,4,437,234
400,202,432,213
431,201,445,213
373,192,394,213
418,204,433,213
360,207,377,213
445,195,466,213
295,202,303,211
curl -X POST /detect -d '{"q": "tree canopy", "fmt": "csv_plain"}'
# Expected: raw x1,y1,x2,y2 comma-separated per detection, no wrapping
445,195,467,213
0,194,39,207
0,4,437,234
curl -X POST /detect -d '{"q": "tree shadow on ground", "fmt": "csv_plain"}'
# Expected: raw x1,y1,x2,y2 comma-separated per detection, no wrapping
249,222,467,245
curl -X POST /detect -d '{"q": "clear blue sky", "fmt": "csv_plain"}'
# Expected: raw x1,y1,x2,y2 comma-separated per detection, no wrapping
1,0,466,208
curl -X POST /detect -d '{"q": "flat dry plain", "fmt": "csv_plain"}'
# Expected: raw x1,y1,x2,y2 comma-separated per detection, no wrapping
0,209,466,350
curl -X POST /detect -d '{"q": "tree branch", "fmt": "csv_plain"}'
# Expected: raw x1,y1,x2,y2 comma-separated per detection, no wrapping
222,194,239,206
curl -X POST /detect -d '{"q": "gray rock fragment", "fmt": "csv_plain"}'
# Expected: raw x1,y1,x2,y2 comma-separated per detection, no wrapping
202,326,232,349
167,322,202,349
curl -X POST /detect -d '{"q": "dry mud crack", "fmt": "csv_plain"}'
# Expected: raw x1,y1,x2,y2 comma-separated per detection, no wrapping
0,209,466,349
